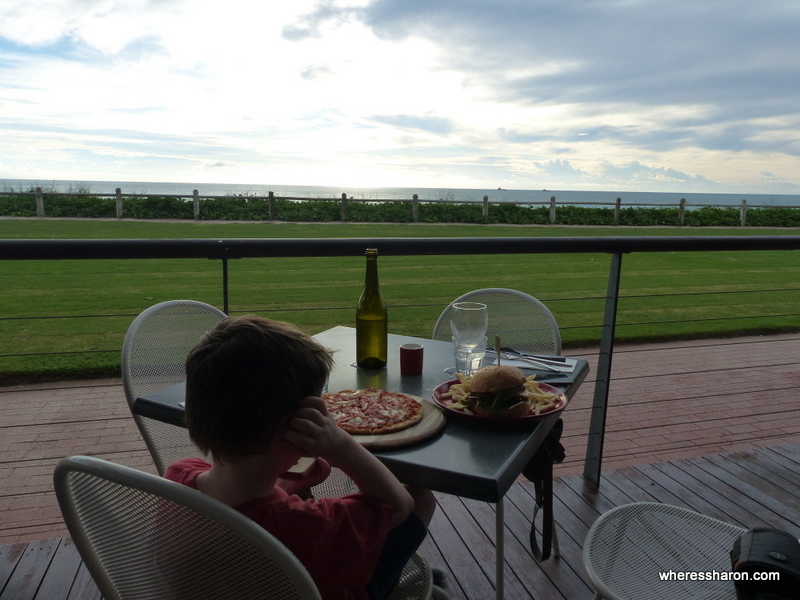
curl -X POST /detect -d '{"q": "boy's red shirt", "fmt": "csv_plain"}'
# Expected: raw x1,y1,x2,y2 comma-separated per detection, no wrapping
165,457,393,600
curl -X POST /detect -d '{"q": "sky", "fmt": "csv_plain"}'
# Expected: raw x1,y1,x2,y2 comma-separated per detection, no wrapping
1,0,799,194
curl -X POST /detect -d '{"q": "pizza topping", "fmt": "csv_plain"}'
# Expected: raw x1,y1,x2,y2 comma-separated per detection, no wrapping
322,388,423,435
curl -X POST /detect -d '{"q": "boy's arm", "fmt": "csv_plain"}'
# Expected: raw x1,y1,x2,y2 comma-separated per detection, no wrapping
284,396,414,528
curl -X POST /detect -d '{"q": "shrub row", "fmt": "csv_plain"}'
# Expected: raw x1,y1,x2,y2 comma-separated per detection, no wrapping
2,192,800,226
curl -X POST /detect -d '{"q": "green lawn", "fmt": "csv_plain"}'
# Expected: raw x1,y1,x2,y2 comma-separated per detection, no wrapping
2,219,799,382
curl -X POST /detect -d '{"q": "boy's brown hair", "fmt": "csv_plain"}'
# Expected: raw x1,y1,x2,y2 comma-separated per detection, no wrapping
184,315,333,463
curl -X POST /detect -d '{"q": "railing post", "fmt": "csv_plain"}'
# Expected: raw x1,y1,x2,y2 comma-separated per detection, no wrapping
35,187,44,217
614,197,621,224
115,188,123,218
741,199,747,227
221,258,229,315
269,191,276,220
482,196,489,219
679,198,686,225
549,196,556,224
341,193,348,221
412,194,419,222
583,251,623,488
193,190,200,219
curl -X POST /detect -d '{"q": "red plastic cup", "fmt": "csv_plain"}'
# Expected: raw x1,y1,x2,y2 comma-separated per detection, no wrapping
400,343,424,375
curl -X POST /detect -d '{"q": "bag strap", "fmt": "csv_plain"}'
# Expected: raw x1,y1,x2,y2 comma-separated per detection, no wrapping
523,418,564,562
530,460,556,561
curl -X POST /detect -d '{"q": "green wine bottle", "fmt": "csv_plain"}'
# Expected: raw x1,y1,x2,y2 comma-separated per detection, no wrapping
356,248,388,369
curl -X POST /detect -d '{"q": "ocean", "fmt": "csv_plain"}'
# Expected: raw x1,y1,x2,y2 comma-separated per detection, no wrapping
2,178,799,209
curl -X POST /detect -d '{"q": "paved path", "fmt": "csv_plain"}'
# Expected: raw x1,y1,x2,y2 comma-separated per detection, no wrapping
2,332,799,544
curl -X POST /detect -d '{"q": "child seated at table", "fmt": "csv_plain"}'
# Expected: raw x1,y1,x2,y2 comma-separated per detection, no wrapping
165,315,436,600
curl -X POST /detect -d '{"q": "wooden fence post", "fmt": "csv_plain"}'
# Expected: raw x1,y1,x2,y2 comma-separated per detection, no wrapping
614,197,621,224
269,192,276,220
412,194,419,222
341,193,348,221
115,188,123,218
549,196,556,224
193,190,200,219
740,199,747,227
679,198,686,225
35,187,44,217
482,196,489,219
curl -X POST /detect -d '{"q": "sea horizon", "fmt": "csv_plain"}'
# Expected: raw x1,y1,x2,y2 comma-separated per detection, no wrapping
2,177,799,209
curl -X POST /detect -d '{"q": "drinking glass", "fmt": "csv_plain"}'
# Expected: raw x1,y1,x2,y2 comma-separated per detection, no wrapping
451,302,488,375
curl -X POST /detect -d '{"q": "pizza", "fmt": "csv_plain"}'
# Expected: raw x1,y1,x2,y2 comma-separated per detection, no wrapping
322,388,424,435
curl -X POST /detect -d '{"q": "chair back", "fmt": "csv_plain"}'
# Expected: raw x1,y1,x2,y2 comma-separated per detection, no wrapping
432,288,561,355
583,502,745,600
54,455,322,600
121,300,226,474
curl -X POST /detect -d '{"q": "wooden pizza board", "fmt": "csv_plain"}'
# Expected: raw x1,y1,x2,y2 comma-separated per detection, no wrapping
351,398,445,450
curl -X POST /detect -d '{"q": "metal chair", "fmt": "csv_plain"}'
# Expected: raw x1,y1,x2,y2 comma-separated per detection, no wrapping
55,456,442,600
121,300,226,474
582,502,746,600
55,455,323,600
432,288,561,355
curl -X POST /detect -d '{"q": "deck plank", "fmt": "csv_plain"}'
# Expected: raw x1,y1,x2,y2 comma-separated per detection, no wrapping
34,538,85,600
1,538,60,600
505,482,593,599
460,495,568,600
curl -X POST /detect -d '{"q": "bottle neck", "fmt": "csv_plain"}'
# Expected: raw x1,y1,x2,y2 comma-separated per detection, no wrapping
364,251,379,287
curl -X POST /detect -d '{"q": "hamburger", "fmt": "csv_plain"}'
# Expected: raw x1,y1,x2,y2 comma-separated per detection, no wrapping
467,365,532,417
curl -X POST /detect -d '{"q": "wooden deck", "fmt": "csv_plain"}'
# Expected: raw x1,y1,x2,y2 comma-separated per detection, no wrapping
3,442,800,600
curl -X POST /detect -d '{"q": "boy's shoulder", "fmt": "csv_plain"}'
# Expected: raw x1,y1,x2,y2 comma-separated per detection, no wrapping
164,457,211,486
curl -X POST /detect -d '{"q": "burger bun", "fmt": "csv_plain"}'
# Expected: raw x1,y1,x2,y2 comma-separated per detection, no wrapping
470,365,526,393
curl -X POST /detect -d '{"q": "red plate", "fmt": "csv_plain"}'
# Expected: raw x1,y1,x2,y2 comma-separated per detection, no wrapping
432,379,568,424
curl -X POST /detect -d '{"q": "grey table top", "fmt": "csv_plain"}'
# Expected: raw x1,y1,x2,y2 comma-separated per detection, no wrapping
133,326,589,502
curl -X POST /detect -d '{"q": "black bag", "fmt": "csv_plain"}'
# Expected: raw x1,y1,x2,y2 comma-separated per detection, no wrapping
730,527,800,600
521,418,565,561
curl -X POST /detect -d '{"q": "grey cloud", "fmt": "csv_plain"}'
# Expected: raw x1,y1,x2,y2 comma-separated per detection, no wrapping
370,114,455,134
300,64,334,80
293,1,800,156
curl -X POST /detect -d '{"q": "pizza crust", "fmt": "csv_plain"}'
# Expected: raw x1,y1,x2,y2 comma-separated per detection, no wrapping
322,389,424,435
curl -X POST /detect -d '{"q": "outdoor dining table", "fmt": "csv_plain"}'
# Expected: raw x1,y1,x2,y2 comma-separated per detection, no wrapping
132,325,589,599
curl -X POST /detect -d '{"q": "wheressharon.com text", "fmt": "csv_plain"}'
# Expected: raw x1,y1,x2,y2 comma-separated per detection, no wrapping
659,570,780,582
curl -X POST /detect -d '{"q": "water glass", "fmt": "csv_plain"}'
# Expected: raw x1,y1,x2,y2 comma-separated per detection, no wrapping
451,302,489,376
453,335,487,376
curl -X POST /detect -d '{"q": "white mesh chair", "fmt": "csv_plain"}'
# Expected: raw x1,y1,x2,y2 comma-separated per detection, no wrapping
582,502,746,600
54,455,323,600
121,300,227,474
432,288,561,355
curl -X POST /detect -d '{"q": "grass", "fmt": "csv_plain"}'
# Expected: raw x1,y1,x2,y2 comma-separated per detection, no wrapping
2,219,800,383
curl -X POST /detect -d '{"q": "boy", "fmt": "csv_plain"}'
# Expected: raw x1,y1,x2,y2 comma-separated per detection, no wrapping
165,315,435,600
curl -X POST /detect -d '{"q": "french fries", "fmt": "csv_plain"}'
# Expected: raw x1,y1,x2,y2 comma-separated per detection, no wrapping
440,373,561,416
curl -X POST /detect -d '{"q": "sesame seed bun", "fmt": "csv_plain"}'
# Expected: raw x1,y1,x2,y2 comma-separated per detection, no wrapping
470,365,526,393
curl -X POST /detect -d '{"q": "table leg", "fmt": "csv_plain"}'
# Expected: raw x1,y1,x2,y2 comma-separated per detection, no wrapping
496,497,504,600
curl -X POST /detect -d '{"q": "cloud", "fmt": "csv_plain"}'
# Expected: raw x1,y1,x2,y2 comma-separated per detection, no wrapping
0,0,798,192
292,1,800,154
370,114,455,134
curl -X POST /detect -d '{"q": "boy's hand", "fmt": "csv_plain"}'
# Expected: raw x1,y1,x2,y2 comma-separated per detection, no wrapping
284,396,352,459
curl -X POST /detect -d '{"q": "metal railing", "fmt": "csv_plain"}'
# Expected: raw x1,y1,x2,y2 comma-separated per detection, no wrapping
3,234,800,485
